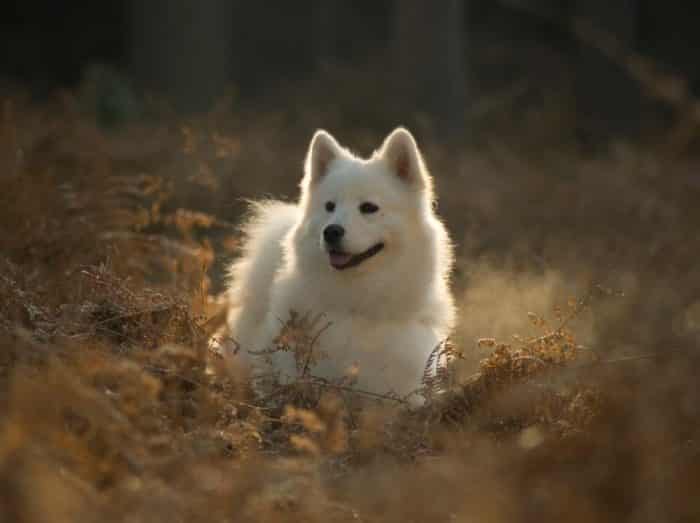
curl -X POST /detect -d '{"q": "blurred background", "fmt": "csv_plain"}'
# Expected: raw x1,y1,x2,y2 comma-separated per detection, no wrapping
3,0,700,142
2,3,700,522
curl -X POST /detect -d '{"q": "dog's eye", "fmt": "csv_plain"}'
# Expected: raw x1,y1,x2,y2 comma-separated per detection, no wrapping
359,202,379,214
325,201,335,212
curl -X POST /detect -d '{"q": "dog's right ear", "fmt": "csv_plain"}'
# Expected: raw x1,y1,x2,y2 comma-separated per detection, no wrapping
304,130,342,185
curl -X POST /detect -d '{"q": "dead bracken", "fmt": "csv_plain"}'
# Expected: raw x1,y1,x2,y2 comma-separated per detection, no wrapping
0,91,699,523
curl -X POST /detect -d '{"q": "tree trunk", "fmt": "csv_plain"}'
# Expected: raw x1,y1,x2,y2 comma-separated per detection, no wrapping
312,0,341,68
392,0,467,142
129,0,233,113
573,0,640,144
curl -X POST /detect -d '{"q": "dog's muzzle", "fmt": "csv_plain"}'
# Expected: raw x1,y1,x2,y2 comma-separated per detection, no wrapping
322,224,384,270
327,242,385,270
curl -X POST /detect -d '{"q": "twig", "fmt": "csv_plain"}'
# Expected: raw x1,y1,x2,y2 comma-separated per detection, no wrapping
599,354,660,364
99,231,205,258
572,18,700,154
91,305,175,327
142,364,205,388
300,378,408,405
525,285,600,347
301,318,333,377
512,355,547,366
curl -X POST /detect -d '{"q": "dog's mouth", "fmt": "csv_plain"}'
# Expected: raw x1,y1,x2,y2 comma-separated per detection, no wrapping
328,242,384,270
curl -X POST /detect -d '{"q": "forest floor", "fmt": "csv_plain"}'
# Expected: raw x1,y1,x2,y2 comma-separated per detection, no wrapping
0,89,699,522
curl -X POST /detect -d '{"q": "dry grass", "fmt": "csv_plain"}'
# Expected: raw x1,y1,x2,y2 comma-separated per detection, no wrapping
0,86,699,523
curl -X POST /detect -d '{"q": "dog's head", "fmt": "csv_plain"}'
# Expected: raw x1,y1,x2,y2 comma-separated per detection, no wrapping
298,127,435,272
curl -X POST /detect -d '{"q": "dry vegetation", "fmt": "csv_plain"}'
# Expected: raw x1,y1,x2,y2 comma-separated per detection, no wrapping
0,82,699,523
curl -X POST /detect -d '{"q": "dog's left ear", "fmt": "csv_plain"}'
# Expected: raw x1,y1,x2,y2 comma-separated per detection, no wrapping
379,127,429,189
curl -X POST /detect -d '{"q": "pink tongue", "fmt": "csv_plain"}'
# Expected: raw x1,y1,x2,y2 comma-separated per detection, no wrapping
330,252,352,267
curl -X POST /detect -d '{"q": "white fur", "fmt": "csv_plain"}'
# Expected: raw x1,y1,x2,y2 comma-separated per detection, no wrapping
224,128,455,399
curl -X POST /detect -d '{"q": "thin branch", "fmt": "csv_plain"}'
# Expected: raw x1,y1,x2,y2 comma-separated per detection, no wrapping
301,318,333,377
301,378,408,405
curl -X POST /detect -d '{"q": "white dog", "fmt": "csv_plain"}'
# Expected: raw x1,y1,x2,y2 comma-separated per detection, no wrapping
224,128,455,400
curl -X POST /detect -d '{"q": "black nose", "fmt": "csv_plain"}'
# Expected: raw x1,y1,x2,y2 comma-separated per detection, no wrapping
323,224,345,245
